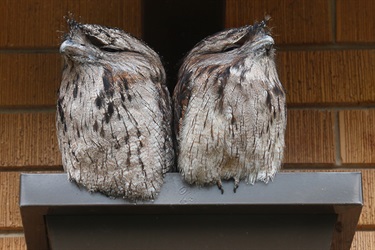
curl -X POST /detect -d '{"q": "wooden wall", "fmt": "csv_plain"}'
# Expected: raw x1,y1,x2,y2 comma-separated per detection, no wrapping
0,0,374,249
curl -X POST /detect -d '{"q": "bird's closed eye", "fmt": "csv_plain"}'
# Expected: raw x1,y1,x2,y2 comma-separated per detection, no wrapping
101,47,122,53
86,34,106,47
86,34,125,53
222,44,240,52
222,35,248,53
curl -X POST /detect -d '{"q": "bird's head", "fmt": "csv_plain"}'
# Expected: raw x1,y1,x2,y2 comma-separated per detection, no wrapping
60,19,160,67
186,17,274,62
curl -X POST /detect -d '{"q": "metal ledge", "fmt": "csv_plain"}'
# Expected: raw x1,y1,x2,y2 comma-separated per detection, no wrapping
20,172,363,250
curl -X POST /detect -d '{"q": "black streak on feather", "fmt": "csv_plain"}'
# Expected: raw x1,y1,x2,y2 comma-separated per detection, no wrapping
221,67,231,79
95,96,103,109
73,84,78,98
217,79,225,97
107,101,114,116
265,91,272,112
272,85,284,96
100,125,105,137
120,93,125,102
206,64,220,75
121,76,132,101
57,98,65,124
93,120,99,132
122,76,129,90
103,68,114,97
105,101,114,123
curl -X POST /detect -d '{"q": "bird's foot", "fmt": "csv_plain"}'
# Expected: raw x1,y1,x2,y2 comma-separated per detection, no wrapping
233,180,239,193
217,181,224,194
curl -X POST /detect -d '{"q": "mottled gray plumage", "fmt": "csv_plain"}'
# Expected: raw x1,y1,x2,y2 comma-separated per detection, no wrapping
57,20,174,200
173,19,287,192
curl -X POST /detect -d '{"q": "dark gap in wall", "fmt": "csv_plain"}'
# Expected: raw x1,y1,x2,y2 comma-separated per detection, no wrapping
142,0,225,93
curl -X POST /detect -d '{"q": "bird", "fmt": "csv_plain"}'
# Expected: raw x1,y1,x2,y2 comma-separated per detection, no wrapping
56,19,174,200
173,18,287,193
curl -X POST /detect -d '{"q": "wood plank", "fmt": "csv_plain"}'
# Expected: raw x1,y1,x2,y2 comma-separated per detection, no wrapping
0,113,62,168
0,53,61,107
336,0,375,42
225,0,332,44
359,169,375,228
351,230,375,250
0,237,26,250
0,0,142,48
277,50,375,106
0,172,22,229
339,110,375,164
284,110,335,164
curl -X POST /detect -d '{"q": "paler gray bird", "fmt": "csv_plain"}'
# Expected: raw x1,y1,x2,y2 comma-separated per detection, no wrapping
57,19,174,200
173,18,287,193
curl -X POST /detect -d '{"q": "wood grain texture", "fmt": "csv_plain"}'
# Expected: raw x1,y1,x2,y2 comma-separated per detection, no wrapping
0,237,26,250
336,0,375,42
0,113,61,168
351,230,375,250
277,50,375,106
339,110,375,164
0,53,60,107
358,169,375,228
283,110,335,164
0,172,22,229
0,0,142,48
225,0,332,44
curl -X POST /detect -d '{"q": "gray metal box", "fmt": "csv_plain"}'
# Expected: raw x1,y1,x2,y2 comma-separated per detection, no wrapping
20,172,363,250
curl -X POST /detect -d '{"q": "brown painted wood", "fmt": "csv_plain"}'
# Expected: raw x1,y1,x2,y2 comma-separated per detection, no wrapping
0,172,22,229
0,113,61,168
351,231,375,250
0,54,61,107
336,0,375,42
339,110,375,164
284,110,335,164
225,0,333,44
0,237,26,250
277,50,375,106
0,0,142,48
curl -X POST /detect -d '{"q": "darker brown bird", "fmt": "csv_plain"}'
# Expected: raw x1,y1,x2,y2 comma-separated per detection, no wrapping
173,18,287,193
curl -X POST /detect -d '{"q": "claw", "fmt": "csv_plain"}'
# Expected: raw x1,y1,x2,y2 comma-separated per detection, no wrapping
217,180,224,194
233,178,239,193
